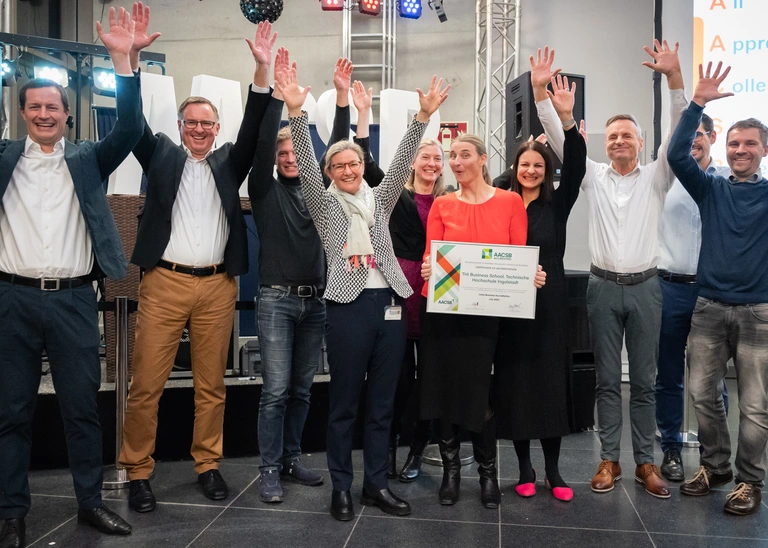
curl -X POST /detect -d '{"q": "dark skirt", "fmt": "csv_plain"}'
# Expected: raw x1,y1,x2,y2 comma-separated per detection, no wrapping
418,298,499,433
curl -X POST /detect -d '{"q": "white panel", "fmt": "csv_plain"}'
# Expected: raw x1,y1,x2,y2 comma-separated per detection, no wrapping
378,89,441,172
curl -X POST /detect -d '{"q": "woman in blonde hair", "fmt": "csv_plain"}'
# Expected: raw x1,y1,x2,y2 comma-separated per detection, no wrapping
275,63,449,521
419,133,546,508
387,138,446,482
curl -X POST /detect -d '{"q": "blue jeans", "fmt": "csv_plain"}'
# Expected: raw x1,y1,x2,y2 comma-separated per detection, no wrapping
256,287,326,472
688,298,768,485
656,280,728,452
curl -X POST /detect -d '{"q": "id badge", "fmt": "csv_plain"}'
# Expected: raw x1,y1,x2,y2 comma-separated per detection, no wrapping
384,296,402,320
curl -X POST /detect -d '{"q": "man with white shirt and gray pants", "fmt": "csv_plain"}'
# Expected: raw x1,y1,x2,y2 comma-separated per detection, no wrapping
530,40,686,499
655,112,730,482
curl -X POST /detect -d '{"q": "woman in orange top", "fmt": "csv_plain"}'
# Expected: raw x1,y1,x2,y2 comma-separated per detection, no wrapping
419,133,544,509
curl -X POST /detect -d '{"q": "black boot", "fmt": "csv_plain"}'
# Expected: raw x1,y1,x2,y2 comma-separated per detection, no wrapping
438,424,461,505
399,420,431,483
387,435,399,479
472,416,501,509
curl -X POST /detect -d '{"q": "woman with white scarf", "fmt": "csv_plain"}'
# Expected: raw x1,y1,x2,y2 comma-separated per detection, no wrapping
275,64,449,522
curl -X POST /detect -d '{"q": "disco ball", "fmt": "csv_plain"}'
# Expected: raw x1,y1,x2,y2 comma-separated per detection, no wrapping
240,0,284,23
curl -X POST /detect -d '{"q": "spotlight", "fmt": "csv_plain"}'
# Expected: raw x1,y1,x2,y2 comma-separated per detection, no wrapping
33,65,69,88
398,0,422,19
240,0,284,24
359,0,381,15
92,67,116,96
320,0,344,11
430,0,447,22
1,59,18,87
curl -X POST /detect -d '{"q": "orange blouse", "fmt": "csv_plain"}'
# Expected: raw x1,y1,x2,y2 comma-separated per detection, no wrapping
421,188,528,297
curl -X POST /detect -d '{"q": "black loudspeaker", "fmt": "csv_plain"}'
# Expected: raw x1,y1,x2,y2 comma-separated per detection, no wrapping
505,71,586,178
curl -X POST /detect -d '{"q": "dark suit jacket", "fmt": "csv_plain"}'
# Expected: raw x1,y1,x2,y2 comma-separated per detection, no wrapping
130,87,270,277
0,74,143,279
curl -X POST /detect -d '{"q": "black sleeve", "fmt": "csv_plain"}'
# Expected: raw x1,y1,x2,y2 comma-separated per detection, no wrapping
553,125,587,216
248,96,283,202
226,87,272,184
320,104,351,188
353,135,385,188
131,117,160,173
493,167,514,190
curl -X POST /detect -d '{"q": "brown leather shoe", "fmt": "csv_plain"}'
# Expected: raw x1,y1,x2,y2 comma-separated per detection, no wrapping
635,463,670,499
724,482,762,516
680,465,734,497
591,460,622,493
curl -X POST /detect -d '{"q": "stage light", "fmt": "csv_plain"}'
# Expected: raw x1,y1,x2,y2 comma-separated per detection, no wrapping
359,0,381,15
92,67,116,96
321,0,344,11
430,0,447,22
33,65,69,88
240,0,284,24
398,0,422,19
1,59,18,87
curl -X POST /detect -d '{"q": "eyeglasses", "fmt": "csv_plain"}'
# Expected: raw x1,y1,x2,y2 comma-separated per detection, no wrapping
182,119,216,130
330,160,362,173
693,131,710,141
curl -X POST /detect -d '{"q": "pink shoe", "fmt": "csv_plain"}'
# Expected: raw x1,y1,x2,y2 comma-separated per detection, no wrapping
545,478,573,502
515,470,536,498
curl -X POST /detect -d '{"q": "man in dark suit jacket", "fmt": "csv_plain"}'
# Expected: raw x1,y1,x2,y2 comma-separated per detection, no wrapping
117,16,275,514
0,8,144,546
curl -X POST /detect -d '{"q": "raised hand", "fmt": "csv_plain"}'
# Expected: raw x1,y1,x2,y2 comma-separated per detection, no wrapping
529,46,561,89
96,7,135,59
692,61,733,107
131,2,160,53
547,74,576,123
351,80,373,112
275,66,311,115
579,120,588,143
333,58,354,94
416,76,450,120
271,47,291,99
642,39,681,76
245,21,277,66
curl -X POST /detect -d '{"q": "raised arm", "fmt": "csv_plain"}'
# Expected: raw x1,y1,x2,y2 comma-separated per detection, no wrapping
530,47,566,161
668,61,733,203
320,58,353,185
549,74,586,214
375,76,450,213
277,65,328,226
128,2,161,72
351,80,385,187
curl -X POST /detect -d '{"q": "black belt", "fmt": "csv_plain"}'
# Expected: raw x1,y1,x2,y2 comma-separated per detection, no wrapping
0,270,93,291
590,264,657,286
265,284,322,298
156,259,226,277
658,270,697,284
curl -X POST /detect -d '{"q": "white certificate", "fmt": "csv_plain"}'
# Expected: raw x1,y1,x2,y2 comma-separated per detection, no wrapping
426,240,540,319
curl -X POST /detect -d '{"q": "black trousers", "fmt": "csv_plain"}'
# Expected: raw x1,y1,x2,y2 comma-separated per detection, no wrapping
0,280,104,519
325,289,407,491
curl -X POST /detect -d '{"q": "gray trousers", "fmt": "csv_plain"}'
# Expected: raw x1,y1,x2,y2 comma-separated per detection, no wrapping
688,298,768,485
587,274,662,465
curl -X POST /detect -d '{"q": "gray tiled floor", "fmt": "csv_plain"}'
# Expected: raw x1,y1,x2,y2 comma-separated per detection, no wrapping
22,381,768,547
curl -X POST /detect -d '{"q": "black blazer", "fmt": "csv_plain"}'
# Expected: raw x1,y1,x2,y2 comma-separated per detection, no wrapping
130,87,270,277
389,188,426,262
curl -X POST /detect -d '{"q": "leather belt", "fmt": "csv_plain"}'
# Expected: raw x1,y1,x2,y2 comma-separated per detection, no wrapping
265,284,322,298
0,270,93,291
590,264,658,286
157,259,225,277
658,270,697,284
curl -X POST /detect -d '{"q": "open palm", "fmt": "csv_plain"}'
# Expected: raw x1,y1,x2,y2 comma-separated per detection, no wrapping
529,46,560,89
96,7,135,57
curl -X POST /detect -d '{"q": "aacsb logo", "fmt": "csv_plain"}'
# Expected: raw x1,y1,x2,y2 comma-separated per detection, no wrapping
481,248,493,259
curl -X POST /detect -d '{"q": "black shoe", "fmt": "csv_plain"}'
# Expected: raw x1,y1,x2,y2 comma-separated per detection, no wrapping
361,487,411,516
661,449,685,482
724,483,762,516
438,425,461,505
680,465,733,496
0,518,25,548
399,434,429,483
128,479,156,513
198,469,228,501
472,416,501,509
281,459,324,486
330,490,355,521
77,505,132,535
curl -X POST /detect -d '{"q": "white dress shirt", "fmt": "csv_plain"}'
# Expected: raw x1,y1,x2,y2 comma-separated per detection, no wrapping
536,89,688,273
161,149,230,267
0,137,94,278
657,162,731,275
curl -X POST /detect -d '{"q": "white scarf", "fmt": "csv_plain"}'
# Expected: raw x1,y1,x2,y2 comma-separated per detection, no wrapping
328,181,376,270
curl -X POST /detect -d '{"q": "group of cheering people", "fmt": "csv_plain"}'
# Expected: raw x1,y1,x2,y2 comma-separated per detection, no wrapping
2,3,768,546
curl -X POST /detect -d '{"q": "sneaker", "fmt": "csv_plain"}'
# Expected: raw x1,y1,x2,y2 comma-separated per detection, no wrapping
724,482,762,516
680,465,733,497
281,459,324,486
259,469,283,503
660,449,685,482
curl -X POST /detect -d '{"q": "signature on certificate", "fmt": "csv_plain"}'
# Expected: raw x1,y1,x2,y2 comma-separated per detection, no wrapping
508,302,523,311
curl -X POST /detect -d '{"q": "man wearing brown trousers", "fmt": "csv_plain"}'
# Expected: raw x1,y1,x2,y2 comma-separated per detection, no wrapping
117,7,275,513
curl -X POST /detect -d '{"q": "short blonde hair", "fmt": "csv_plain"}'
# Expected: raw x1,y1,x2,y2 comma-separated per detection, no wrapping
451,133,492,186
405,138,447,197
276,126,292,144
